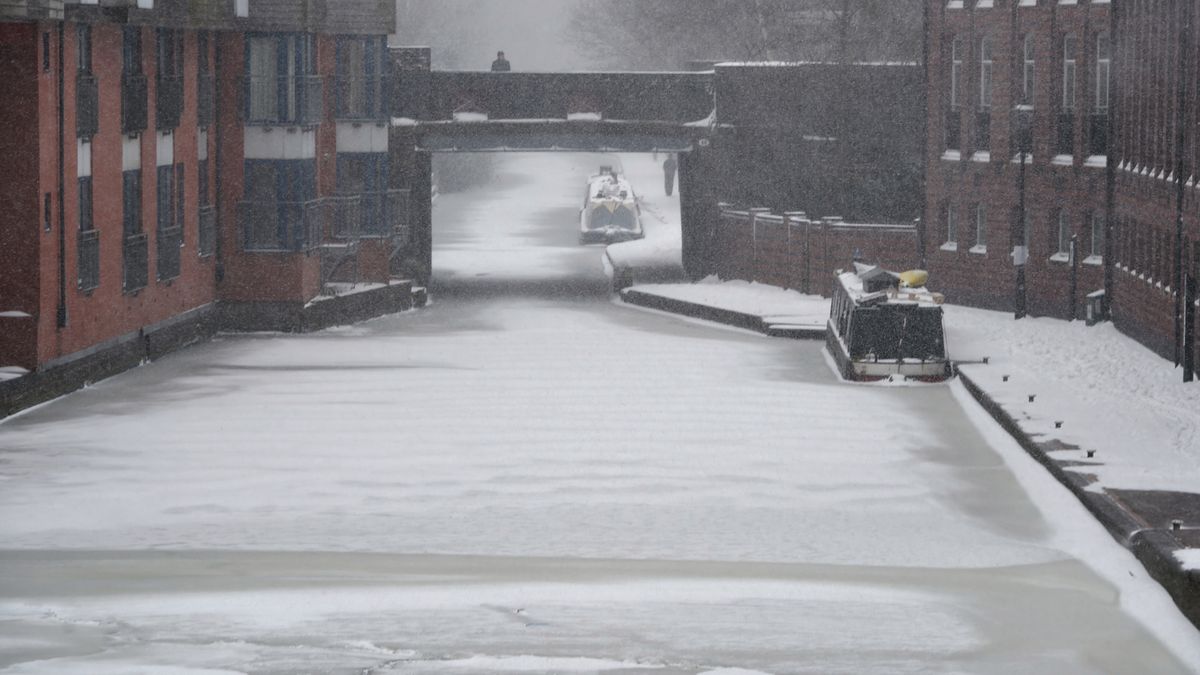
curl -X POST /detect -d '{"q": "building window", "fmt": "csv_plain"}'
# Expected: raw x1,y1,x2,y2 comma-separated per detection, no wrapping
78,176,93,232
198,32,209,75
1090,212,1104,258
43,32,50,72
44,193,52,232
1094,32,1110,114
336,36,386,120
337,152,390,236
1057,34,1076,156
77,24,92,74
976,37,992,153
199,158,209,206
235,0,249,17
197,32,215,128
175,163,185,234
1061,34,1076,111
1021,34,1035,106
974,203,987,249
155,29,183,130
950,37,963,109
122,168,148,292
123,170,142,235
122,26,142,75
1055,210,1071,256
945,203,958,246
946,37,963,151
245,33,319,126
156,29,181,79
157,164,174,232
1088,32,1110,157
979,38,993,109
241,159,318,250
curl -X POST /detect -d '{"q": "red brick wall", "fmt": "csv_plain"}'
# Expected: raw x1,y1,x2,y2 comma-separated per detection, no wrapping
0,23,41,369
0,21,225,368
925,0,1111,317
924,0,1198,376
713,209,921,298
32,24,218,366
216,32,324,305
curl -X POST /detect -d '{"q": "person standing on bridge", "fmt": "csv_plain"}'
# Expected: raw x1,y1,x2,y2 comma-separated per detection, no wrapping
491,51,511,72
662,154,677,196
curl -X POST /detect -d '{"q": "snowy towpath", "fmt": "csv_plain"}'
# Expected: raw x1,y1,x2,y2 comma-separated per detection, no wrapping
0,154,1196,673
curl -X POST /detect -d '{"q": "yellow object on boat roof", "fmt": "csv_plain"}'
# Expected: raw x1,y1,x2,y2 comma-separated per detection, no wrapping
899,269,929,288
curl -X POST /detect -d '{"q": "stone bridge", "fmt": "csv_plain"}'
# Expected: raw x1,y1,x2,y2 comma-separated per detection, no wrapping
387,48,923,284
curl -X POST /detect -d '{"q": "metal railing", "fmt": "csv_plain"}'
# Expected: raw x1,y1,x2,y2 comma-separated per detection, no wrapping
243,75,324,126
156,225,181,280
156,74,183,130
353,189,411,238
330,194,363,239
77,228,99,291
198,205,216,257
76,73,98,138
386,188,410,242
123,232,148,292
239,198,326,252
121,72,148,134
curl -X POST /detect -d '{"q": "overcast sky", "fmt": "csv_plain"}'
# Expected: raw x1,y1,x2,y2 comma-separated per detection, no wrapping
393,0,590,72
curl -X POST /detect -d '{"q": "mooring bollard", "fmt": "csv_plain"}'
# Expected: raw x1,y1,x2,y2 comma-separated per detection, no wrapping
1055,421,1063,429
1028,394,1036,403
1002,375,1010,382
1172,520,1183,532
1086,450,1096,458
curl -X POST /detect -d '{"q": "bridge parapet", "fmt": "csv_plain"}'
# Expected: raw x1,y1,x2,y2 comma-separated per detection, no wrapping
394,69,714,125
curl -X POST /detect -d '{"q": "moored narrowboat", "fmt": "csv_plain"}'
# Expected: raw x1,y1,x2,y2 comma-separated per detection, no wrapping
826,265,953,382
579,166,644,244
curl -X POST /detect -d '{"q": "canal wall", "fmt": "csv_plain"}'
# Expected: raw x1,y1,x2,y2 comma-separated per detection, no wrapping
0,284,424,420
707,207,922,298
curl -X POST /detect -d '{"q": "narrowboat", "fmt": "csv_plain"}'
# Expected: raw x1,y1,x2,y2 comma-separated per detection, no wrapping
826,264,953,382
579,166,644,244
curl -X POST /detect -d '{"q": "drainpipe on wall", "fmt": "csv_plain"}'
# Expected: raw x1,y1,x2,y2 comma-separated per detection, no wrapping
919,0,931,269
55,21,67,329
213,36,225,283
1102,1,1116,319
1173,1,1192,368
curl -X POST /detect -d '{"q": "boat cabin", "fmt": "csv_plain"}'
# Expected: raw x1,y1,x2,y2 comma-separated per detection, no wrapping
826,265,952,382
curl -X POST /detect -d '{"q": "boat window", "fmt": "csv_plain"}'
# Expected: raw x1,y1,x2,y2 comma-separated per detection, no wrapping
848,307,946,360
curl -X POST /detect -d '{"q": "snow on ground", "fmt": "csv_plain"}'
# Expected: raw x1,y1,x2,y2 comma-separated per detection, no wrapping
604,154,683,272
631,276,829,328
945,305,1200,495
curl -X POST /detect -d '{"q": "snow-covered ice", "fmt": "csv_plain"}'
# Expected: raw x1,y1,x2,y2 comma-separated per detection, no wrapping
0,153,1196,673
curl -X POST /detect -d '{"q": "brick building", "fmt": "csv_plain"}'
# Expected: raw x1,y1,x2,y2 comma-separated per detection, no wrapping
924,0,1197,372
0,0,404,374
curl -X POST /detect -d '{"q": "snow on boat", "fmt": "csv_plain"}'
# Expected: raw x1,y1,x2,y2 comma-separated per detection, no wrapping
826,264,953,382
579,166,644,245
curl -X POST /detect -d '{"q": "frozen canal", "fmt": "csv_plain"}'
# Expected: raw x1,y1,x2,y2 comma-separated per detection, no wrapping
1,154,1197,673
